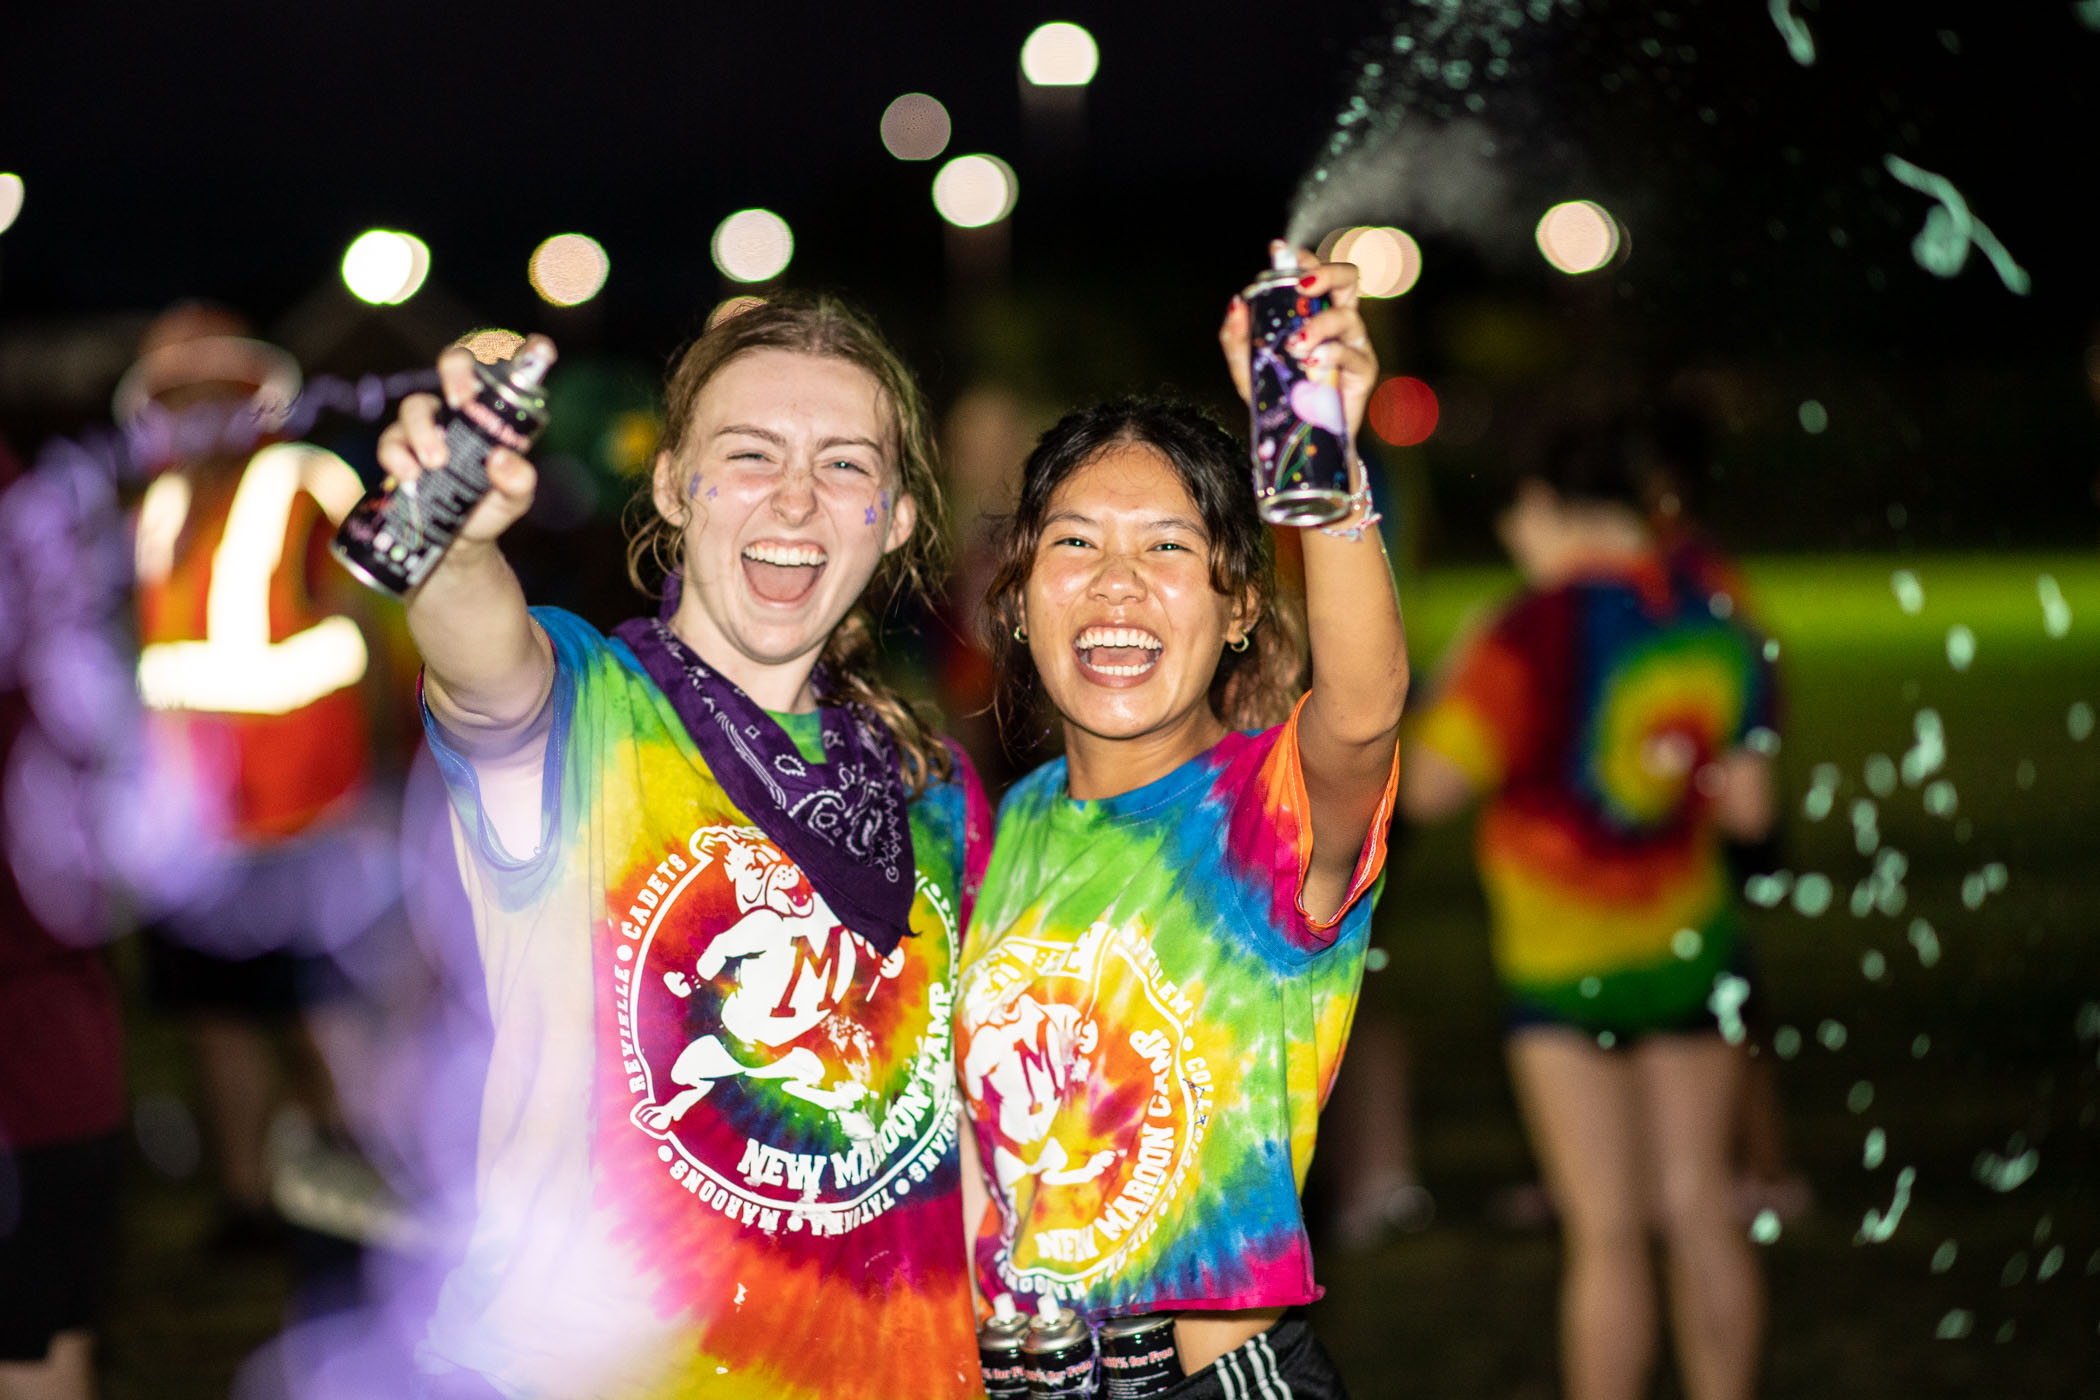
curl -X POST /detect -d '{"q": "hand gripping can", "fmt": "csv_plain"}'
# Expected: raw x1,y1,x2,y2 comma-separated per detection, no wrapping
1022,1298,1097,1399
331,334,557,595
1098,1314,1183,1399
1243,245,1356,526
979,1294,1033,1400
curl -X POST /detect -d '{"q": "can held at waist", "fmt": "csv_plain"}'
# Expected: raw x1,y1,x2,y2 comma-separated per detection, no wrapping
979,1296,1033,1400
1022,1303,1097,1399
1098,1313,1183,1399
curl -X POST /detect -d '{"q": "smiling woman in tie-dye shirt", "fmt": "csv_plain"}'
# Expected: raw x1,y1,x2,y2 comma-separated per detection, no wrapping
378,297,987,1400
955,245,1408,1395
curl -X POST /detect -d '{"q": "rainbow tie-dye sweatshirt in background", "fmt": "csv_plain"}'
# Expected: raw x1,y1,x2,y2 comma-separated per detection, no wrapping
1413,555,1776,1034
421,608,989,1400
956,699,1396,1321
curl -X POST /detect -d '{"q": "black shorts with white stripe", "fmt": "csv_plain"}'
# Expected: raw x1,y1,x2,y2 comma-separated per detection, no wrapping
1157,1311,1349,1400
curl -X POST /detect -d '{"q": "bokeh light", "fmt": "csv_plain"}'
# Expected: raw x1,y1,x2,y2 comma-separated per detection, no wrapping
341,229,431,305
880,93,952,161
1020,22,1099,86
529,233,610,307
1332,225,1423,297
454,328,525,364
1369,375,1440,446
707,295,768,330
0,173,23,235
1535,200,1622,274
710,209,794,283
604,409,664,477
932,155,1018,229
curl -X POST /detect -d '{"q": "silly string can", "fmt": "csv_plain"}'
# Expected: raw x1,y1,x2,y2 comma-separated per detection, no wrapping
979,1295,1033,1400
1243,245,1355,526
1098,1313,1183,1399
1022,1300,1097,1399
331,334,557,595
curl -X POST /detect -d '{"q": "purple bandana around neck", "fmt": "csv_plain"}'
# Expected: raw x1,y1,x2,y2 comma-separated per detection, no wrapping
610,574,917,956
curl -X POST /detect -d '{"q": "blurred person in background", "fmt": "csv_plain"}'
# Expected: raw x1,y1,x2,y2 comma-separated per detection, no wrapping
1401,415,1776,1400
1633,401,1807,1226
377,295,988,1400
0,435,129,1400
1483,401,1808,1236
120,305,414,1256
958,246,1406,1393
929,384,1055,793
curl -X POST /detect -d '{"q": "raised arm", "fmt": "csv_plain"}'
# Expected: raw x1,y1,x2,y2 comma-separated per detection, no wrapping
379,347,555,756
1221,246,1408,923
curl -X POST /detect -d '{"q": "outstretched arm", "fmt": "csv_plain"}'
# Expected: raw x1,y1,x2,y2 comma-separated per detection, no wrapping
1221,246,1408,924
380,348,554,756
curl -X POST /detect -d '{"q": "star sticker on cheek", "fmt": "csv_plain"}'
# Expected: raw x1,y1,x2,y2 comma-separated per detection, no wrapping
863,505,878,525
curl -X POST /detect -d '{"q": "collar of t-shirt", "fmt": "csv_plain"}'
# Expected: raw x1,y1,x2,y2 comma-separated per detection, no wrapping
764,707,827,766
1049,733,1242,827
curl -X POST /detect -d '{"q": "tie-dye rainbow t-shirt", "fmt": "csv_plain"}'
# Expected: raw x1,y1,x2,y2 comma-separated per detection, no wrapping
1414,557,1775,1032
955,700,1395,1321
421,607,989,1400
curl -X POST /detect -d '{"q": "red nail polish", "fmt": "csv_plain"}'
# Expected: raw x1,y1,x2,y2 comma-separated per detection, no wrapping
1298,275,1318,288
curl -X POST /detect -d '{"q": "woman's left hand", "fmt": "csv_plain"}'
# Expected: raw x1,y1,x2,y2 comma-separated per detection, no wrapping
1219,240,1380,443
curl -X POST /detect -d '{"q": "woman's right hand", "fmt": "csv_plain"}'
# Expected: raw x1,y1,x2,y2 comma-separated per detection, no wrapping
375,346,538,546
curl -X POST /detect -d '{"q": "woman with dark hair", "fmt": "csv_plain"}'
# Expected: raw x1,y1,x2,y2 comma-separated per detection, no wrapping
377,296,988,1400
955,247,1407,1395
1401,417,1776,1400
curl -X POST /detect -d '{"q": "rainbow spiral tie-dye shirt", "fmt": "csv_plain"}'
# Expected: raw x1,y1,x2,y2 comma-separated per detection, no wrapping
956,699,1395,1321
1414,556,1775,1033
422,607,989,1400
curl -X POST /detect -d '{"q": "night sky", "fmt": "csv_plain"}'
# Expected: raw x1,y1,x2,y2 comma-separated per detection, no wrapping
3,1,2096,544
1,1,1377,327
3,2,2088,325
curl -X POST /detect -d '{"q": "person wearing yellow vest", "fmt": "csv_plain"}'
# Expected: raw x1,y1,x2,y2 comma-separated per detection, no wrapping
124,304,411,1250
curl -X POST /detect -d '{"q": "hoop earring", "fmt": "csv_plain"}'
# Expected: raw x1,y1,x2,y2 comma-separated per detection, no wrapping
1228,634,1251,653
1014,623,1028,642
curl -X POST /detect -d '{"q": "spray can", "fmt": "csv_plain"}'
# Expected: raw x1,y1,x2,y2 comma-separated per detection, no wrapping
1096,1314,1182,1399
1242,245,1355,526
1022,1296,1097,1399
331,335,557,595
979,1294,1033,1400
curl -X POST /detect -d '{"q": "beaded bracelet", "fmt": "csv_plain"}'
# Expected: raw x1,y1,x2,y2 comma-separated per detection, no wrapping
1317,483,1384,542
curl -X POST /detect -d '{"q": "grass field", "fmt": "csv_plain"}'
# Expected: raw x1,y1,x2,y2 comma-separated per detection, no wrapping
1313,551,2100,1397
98,553,2100,1398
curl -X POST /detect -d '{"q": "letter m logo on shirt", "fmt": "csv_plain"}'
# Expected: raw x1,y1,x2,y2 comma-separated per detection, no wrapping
772,922,851,1017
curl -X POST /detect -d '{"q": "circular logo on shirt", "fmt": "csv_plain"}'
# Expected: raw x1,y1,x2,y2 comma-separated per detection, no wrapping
957,918,1214,1296
612,824,958,1236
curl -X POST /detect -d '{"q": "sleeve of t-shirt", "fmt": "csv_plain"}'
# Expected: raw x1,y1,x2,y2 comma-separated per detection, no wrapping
1412,608,1537,795
1228,693,1400,956
419,605,592,901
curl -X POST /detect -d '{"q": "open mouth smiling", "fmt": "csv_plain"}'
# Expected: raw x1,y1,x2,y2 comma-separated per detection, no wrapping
1074,624,1163,678
742,540,828,604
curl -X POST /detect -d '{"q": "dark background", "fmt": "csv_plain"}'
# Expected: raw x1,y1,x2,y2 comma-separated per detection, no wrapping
4,0,2096,555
